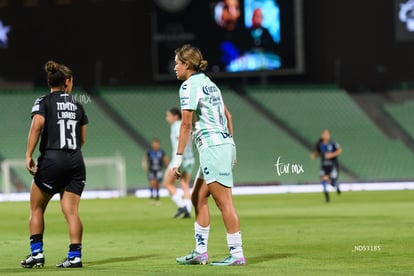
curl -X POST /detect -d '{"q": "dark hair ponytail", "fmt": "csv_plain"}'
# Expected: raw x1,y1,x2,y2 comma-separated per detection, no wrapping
44,60,72,88
169,107,182,120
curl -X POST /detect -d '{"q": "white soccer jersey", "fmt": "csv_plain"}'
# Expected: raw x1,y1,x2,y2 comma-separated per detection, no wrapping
171,120,194,161
179,72,234,150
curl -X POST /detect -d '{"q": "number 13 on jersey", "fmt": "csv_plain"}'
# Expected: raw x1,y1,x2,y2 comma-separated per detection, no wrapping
57,119,77,149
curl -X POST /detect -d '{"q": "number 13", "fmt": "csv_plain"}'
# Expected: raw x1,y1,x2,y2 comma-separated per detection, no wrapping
57,119,77,149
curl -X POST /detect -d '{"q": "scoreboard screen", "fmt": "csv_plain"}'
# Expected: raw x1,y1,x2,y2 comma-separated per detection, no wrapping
395,0,414,41
152,0,305,80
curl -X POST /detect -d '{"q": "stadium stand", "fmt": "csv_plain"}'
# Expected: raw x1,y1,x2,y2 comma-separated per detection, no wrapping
2,86,412,192
247,86,414,181
383,100,414,141
1,91,37,191
98,87,335,184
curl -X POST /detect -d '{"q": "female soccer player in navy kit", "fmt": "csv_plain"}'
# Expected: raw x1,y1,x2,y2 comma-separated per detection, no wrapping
311,129,342,203
172,44,245,266
142,138,169,203
21,61,88,268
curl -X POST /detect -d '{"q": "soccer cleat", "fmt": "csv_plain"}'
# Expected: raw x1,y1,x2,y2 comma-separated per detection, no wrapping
20,253,44,268
173,207,189,218
56,257,82,268
211,255,246,266
176,250,209,265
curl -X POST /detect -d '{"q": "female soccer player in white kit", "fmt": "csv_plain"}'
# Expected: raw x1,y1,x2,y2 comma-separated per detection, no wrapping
171,44,245,266
164,107,195,218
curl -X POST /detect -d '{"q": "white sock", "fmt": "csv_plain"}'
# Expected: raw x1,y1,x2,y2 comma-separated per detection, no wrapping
184,198,192,213
194,222,210,254
227,231,244,258
171,193,185,208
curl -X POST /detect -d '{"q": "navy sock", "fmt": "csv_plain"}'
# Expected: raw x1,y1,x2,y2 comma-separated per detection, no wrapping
30,234,43,255
68,243,82,259
321,180,328,193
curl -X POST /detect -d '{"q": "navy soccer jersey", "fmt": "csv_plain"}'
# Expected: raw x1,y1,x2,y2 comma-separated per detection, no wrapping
31,91,88,153
147,149,166,171
316,140,340,168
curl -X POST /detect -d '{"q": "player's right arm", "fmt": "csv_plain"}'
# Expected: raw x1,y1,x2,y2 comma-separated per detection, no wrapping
310,139,322,159
142,155,149,172
26,114,45,175
310,151,319,159
172,109,193,178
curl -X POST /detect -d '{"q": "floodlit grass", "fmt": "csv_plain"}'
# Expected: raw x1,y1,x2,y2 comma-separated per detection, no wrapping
1,190,413,275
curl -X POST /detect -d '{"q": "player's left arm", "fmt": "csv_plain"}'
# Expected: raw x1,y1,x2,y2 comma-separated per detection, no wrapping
326,144,342,159
80,124,87,147
26,114,45,175
171,109,193,177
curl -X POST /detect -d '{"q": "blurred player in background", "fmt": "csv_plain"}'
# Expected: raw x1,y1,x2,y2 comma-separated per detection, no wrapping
163,108,194,218
21,60,88,269
142,138,169,204
311,129,342,203
172,44,245,266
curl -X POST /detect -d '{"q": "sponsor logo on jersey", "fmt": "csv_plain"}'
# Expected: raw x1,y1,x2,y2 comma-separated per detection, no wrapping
202,84,218,95
219,172,230,176
180,96,190,107
56,102,78,111
209,95,221,105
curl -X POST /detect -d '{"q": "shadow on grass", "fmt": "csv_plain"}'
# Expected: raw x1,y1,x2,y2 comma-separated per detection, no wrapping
86,254,158,267
247,253,294,264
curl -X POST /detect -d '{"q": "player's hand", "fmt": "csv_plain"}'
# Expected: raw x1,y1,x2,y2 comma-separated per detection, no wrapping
26,157,37,176
171,167,182,179
232,159,237,168
170,154,183,179
325,153,334,159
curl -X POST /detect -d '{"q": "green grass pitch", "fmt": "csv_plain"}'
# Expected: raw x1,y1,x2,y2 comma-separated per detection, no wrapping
1,190,413,275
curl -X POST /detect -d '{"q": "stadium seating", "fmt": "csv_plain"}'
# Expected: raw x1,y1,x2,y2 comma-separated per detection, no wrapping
1,91,38,191
99,87,336,184
247,86,414,180
1,86,413,192
384,100,414,140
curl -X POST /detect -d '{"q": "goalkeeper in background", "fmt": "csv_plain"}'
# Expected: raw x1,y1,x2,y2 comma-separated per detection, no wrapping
163,107,195,218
